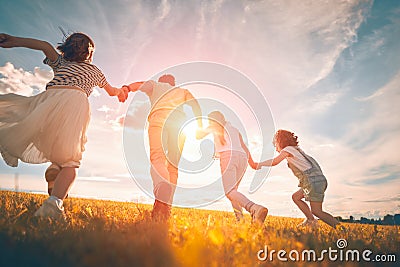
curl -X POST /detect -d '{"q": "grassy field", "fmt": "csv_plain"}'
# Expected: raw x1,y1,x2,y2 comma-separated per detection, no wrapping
0,191,398,267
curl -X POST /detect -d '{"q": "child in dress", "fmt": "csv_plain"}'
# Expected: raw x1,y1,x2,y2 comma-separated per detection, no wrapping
256,130,340,228
0,32,128,220
196,111,268,223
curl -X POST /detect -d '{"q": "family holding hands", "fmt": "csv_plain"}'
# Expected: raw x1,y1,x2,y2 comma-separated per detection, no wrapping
0,32,340,229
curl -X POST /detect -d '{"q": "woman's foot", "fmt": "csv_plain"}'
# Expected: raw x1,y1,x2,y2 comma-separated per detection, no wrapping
34,197,66,221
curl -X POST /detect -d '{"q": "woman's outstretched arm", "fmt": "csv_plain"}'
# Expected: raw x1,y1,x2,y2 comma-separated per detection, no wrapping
0,33,58,61
185,91,203,129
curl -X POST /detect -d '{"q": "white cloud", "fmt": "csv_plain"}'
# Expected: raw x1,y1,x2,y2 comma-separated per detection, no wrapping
0,62,52,96
94,0,372,103
346,71,400,145
296,91,345,115
108,115,125,131
157,0,171,22
97,105,113,113
124,99,150,129
226,0,372,94
354,90,384,102
92,88,101,97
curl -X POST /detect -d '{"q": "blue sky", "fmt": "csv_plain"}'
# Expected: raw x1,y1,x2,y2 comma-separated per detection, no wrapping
0,0,399,219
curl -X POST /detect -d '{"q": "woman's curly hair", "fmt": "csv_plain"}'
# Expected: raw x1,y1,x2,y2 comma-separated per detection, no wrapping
273,129,299,149
57,32,94,62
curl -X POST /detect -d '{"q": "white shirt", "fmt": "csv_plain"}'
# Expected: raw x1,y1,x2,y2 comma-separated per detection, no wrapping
282,146,312,171
211,122,246,154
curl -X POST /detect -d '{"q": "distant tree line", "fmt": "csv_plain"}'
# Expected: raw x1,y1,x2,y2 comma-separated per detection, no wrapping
336,214,400,225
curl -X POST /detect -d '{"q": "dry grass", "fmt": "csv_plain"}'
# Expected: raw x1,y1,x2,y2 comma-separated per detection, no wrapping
0,191,398,267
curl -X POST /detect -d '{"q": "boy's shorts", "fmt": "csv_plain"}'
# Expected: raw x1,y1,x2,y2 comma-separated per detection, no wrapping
302,176,327,202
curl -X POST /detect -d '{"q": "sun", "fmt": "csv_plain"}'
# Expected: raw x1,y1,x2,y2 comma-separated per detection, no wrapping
181,119,201,138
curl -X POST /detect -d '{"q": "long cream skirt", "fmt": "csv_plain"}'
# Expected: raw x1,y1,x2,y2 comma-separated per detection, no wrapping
0,88,90,168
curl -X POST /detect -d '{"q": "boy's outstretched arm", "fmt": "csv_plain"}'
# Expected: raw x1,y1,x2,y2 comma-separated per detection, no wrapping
185,91,203,129
0,33,58,61
126,81,154,95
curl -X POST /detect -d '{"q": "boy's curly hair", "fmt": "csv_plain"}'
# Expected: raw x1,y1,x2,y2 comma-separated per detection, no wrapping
273,129,299,149
57,32,94,62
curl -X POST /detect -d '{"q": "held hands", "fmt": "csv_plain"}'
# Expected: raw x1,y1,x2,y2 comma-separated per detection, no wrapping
117,86,130,103
255,162,265,170
248,158,262,170
115,82,143,103
248,158,260,170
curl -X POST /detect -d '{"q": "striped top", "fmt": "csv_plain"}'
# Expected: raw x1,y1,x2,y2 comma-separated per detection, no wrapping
43,55,108,96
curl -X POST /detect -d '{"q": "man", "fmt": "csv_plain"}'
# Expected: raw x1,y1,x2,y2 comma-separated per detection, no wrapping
126,74,202,220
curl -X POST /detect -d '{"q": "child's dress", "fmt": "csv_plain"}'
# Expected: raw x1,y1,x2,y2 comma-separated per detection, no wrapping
0,55,108,168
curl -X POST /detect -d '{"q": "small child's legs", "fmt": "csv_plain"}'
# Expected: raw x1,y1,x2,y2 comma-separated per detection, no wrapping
292,189,314,220
310,201,339,228
226,190,268,222
221,151,268,223
292,189,339,228
226,190,253,220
